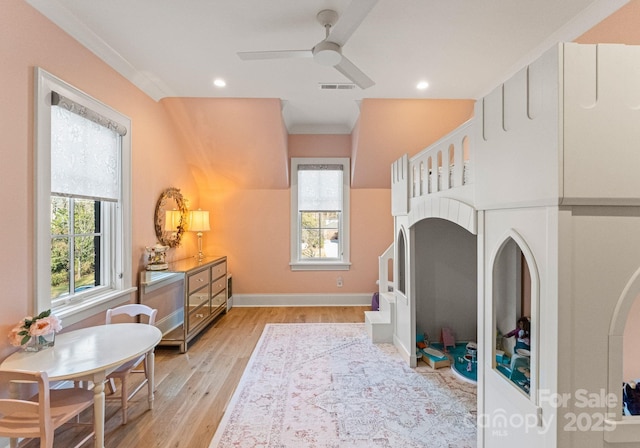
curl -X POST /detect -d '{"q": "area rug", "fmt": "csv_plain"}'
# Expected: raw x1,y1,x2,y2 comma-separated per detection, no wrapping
209,323,476,448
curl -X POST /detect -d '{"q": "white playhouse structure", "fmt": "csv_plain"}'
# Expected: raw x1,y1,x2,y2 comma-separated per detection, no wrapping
367,42,640,447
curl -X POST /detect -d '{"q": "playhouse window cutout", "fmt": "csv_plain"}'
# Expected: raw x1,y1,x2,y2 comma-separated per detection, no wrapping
397,230,407,295
462,136,470,185
448,144,455,188
622,292,640,416
437,151,443,191
605,265,640,441
493,237,533,396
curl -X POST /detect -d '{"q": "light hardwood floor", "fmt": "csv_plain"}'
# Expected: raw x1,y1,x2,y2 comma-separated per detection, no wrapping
44,306,369,448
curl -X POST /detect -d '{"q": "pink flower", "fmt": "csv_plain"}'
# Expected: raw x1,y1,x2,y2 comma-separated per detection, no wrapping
7,326,25,347
29,315,62,336
7,310,62,346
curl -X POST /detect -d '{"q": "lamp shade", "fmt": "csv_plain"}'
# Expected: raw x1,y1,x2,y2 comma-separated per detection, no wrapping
164,210,182,231
189,209,210,232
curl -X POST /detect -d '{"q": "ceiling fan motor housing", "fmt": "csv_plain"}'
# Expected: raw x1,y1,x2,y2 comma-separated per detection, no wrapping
312,41,342,66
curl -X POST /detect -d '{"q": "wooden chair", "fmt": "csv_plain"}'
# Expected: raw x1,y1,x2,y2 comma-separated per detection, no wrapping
105,304,158,424
0,369,94,448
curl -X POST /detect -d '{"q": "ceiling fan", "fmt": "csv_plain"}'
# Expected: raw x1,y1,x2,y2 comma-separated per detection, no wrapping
237,0,379,89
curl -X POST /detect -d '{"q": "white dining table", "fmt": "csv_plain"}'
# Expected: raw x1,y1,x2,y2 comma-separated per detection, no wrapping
0,323,162,448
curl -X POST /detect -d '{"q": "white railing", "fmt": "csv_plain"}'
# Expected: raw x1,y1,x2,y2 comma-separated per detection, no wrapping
409,119,474,199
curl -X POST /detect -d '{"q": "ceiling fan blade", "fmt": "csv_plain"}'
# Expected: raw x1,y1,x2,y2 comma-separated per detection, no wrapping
334,55,375,89
327,0,379,47
237,50,312,61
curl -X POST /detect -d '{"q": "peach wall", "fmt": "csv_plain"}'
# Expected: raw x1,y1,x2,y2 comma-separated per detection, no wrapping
192,131,394,295
289,134,352,158
0,2,198,359
197,186,392,294
576,0,640,44
352,99,475,188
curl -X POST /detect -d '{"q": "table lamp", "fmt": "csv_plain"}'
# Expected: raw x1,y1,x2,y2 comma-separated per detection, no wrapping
189,209,210,261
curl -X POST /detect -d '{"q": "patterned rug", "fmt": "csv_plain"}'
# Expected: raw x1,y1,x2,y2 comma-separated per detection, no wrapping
209,323,476,448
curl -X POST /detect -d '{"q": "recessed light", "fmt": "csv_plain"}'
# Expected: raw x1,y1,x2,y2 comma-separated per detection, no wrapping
416,80,429,90
213,78,226,88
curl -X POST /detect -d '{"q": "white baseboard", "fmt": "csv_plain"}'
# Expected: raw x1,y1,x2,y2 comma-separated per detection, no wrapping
232,293,372,307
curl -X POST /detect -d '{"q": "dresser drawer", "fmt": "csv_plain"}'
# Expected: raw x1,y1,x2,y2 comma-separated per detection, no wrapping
211,290,226,309
188,291,208,309
188,269,209,294
188,305,210,332
211,261,226,280
211,276,226,297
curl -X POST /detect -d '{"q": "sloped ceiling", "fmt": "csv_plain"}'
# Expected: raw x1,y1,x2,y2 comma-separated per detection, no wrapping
162,97,290,190
162,97,474,190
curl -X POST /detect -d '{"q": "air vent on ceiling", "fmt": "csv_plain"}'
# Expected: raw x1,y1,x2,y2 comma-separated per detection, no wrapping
319,83,356,90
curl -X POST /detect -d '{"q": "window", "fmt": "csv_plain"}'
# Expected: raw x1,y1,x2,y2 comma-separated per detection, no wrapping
35,68,134,326
290,158,350,270
50,197,102,304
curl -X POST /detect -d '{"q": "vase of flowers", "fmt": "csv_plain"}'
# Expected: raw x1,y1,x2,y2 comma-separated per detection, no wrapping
8,310,62,352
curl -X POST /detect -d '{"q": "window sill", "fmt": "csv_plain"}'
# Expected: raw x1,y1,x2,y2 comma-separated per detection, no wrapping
53,287,136,327
290,261,351,271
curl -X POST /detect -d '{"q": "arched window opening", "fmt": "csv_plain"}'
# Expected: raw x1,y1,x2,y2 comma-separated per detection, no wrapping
622,293,640,416
387,257,394,290
427,157,433,194
448,144,455,188
493,235,537,399
437,152,443,191
397,230,406,295
606,266,640,439
462,136,470,185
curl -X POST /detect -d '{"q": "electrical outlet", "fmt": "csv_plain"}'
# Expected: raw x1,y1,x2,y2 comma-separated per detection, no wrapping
336,276,343,287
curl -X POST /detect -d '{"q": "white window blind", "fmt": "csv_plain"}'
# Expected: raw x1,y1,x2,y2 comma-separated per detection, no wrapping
50,95,122,202
297,164,343,211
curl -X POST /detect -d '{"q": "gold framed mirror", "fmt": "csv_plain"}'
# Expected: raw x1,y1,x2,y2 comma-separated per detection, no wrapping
154,187,188,248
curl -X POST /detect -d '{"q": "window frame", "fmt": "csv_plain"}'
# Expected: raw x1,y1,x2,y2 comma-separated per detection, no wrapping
35,68,134,326
290,157,351,271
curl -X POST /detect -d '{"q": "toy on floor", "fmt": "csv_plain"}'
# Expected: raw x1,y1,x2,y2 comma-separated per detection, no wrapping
416,333,450,369
441,327,456,352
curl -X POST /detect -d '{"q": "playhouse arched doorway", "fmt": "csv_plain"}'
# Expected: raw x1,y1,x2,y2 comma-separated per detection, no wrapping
413,217,478,382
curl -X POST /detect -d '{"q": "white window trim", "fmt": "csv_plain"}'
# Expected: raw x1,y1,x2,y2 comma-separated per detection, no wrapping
34,68,134,326
290,157,351,271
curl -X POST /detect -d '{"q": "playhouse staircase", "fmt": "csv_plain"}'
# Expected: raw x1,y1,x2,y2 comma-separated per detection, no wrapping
365,244,395,343
365,291,395,343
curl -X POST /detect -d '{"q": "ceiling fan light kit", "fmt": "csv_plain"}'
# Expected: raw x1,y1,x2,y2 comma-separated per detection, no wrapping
312,41,342,66
237,1,379,89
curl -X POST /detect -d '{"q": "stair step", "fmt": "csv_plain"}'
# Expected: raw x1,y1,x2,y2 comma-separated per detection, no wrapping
365,310,389,324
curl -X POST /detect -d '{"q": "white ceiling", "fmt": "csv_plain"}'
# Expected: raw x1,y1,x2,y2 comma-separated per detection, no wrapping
27,0,627,134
